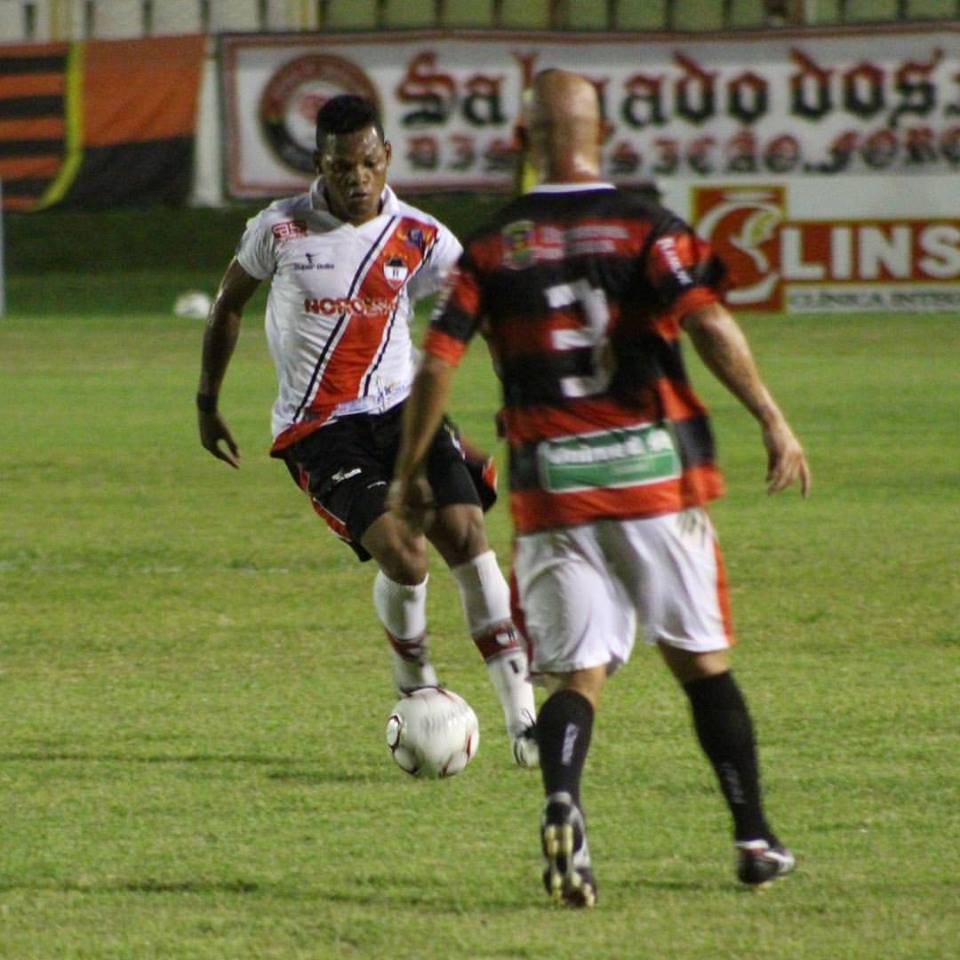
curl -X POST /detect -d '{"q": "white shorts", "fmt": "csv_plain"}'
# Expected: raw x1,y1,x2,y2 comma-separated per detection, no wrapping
514,508,733,676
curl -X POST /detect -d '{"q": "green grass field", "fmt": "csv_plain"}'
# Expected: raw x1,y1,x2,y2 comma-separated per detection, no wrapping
1,208,958,959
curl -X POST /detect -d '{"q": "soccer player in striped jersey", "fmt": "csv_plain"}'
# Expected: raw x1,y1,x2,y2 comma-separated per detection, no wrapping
197,95,538,767
390,70,810,905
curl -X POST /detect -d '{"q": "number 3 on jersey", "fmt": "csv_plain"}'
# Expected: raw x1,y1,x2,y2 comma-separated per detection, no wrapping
546,280,612,398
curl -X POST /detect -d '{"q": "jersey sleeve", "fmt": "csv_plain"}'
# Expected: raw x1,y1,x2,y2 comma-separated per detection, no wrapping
406,222,464,302
423,254,483,367
234,210,277,281
644,216,727,317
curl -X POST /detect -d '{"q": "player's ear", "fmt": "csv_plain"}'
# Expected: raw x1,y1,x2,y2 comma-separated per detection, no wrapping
313,149,323,175
383,140,392,167
599,118,613,145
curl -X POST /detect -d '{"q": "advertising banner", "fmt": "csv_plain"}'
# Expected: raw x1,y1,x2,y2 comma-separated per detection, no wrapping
660,176,960,312
221,25,960,198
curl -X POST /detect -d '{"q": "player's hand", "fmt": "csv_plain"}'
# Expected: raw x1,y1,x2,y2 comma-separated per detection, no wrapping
386,477,410,515
387,475,435,534
762,418,810,496
198,410,241,469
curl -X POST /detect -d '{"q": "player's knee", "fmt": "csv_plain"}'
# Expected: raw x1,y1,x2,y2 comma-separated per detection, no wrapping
429,504,488,567
545,667,606,709
374,535,427,584
659,644,730,685
362,516,428,584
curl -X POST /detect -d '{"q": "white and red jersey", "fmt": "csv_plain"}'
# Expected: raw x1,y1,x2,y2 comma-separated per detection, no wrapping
236,179,462,452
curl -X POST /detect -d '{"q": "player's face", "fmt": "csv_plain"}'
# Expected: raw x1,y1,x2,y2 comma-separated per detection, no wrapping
316,125,392,226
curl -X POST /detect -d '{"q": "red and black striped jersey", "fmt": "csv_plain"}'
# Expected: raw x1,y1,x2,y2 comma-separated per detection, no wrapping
425,182,727,534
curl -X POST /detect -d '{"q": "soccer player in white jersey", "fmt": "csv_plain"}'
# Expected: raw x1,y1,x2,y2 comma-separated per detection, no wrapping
197,95,538,767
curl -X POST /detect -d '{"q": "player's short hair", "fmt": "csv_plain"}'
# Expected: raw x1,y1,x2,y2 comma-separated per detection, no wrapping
315,95,384,149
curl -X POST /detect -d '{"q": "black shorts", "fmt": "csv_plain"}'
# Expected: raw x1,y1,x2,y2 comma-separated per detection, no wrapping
280,403,496,561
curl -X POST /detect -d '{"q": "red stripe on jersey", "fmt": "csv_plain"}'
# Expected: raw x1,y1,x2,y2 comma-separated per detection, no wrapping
672,287,719,320
306,218,437,414
270,417,328,454
466,229,509,273
311,302,396,403
510,464,723,534
650,312,681,340
424,328,468,366
495,309,582,362
448,265,481,317
500,378,708,444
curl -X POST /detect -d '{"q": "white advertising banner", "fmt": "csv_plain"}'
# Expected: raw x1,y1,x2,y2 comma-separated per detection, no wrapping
221,25,960,197
220,28,960,312
659,176,960,312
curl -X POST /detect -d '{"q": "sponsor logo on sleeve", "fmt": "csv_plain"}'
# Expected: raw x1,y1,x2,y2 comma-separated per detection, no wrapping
272,220,308,241
654,236,694,287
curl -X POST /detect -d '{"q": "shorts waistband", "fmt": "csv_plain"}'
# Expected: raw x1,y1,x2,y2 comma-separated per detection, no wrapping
318,381,411,421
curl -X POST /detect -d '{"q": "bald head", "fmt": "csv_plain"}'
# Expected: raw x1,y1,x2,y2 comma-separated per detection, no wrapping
522,70,604,184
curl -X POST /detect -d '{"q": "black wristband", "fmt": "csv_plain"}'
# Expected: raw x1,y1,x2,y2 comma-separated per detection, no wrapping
196,392,218,414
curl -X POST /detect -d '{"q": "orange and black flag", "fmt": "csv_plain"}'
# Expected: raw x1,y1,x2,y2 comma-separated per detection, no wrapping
0,42,71,211
0,36,205,212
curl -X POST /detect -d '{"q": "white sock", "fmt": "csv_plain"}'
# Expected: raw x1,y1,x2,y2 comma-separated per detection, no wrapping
373,571,438,692
450,550,536,736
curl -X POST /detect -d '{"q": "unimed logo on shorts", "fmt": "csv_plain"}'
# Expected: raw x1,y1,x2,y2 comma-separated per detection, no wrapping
692,185,960,313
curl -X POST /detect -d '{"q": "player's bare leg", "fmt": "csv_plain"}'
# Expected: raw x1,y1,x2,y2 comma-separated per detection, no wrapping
427,504,539,767
535,667,605,907
659,644,795,886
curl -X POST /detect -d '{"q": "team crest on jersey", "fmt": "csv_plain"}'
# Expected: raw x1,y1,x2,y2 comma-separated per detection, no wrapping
502,220,535,269
383,255,410,288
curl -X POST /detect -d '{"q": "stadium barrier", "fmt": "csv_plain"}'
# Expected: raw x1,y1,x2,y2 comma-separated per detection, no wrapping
2,19,959,313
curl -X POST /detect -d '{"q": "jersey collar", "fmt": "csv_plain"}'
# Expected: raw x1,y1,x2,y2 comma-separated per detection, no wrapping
528,181,616,194
309,178,400,223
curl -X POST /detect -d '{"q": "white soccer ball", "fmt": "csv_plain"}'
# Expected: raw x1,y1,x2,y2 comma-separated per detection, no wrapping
172,290,213,320
386,687,479,778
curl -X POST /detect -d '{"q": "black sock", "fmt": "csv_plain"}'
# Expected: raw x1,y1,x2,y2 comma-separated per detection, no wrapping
683,671,774,843
536,689,594,809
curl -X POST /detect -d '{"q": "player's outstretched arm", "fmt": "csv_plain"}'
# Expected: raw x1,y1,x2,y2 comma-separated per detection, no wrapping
197,259,261,469
682,302,811,497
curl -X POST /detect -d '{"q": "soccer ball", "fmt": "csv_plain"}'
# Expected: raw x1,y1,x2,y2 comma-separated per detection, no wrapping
172,290,212,319
386,687,479,778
